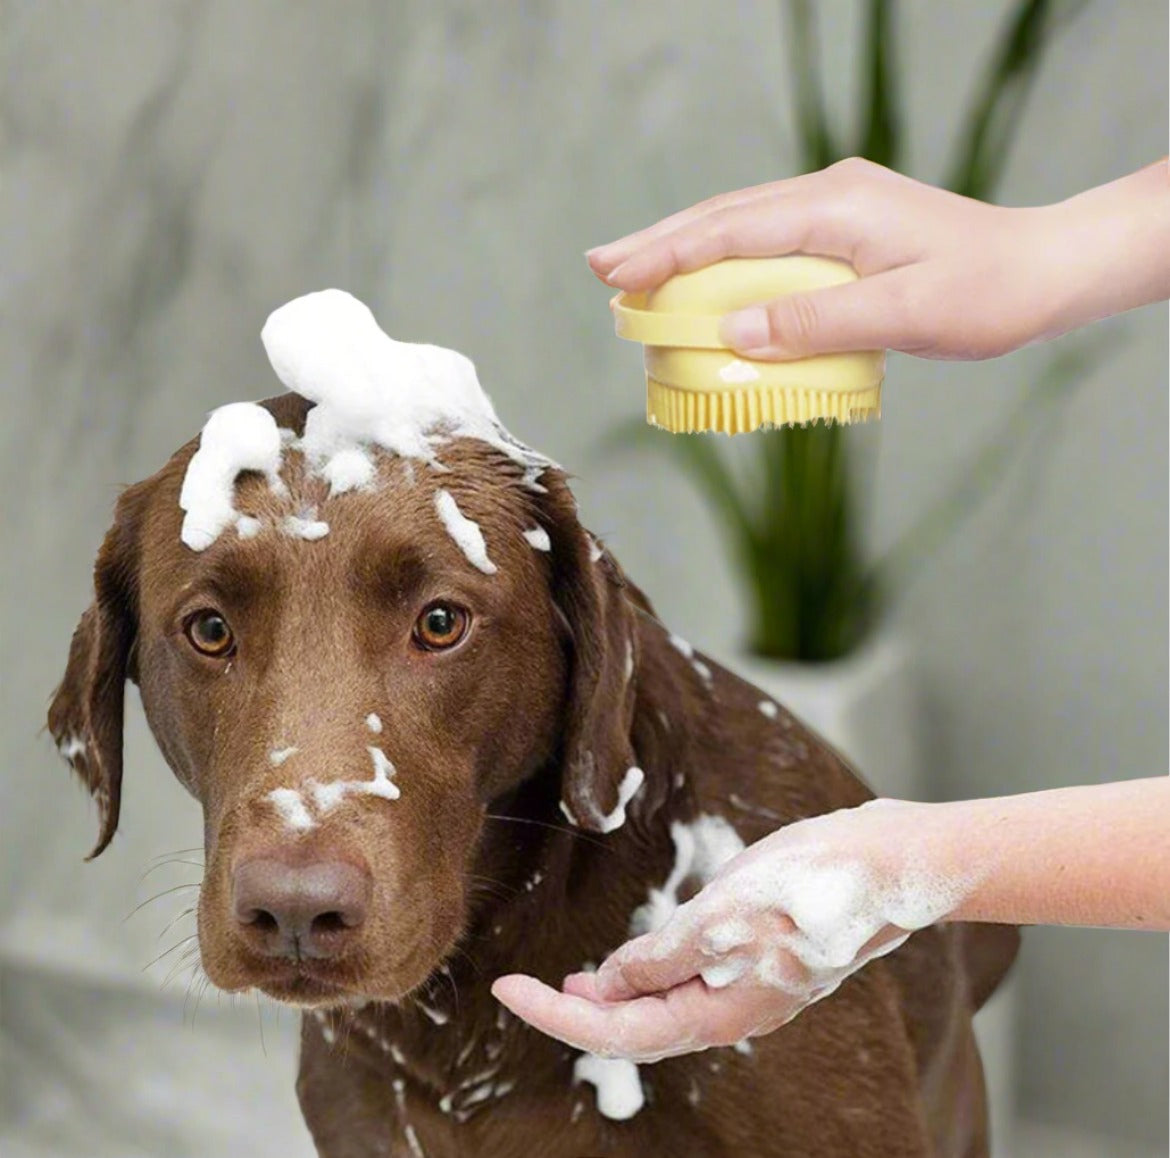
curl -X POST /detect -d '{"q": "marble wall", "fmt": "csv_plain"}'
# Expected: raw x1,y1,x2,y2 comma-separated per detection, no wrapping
2,0,1165,1149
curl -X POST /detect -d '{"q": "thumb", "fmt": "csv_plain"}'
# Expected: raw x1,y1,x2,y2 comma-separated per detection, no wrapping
719,270,916,360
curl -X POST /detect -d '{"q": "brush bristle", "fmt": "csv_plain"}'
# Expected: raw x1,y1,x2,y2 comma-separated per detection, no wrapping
646,377,881,433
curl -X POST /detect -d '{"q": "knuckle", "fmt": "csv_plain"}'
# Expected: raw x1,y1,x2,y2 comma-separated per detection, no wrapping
673,218,732,272
770,292,821,353
828,155,878,182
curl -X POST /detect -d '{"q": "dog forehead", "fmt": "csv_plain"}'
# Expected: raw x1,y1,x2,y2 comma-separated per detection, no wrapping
133,429,547,604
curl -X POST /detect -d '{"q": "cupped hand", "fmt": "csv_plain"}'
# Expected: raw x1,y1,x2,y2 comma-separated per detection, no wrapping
492,800,964,1062
586,157,1068,362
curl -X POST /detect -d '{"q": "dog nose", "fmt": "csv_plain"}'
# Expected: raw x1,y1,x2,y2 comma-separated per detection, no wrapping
231,858,372,960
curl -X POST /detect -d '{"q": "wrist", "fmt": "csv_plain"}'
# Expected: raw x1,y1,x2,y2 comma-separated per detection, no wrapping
1037,162,1170,339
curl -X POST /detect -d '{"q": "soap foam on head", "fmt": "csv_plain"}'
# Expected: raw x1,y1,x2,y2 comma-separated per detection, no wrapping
180,403,284,551
260,289,550,478
179,289,552,553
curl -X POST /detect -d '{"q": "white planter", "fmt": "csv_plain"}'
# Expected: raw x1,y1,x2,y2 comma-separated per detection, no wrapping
724,625,1017,1158
731,627,925,800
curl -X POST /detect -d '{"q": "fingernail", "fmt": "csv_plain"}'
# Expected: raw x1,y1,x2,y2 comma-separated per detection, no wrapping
585,245,609,259
720,306,769,350
604,260,630,286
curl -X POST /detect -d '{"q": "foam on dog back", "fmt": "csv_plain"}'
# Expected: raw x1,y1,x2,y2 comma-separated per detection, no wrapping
572,1054,644,1121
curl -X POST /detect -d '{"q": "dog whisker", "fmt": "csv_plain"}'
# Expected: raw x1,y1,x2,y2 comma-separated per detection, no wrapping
483,812,610,850
147,846,205,863
123,881,203,923
255,990,268,1058
161,943,203,993
138,857,206,883
156,905,198,942
141,933,200,973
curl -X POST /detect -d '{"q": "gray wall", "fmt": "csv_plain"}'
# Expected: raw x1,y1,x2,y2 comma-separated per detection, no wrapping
2,0,1165,1148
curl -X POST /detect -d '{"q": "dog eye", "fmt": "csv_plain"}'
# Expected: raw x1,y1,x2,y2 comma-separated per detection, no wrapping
413,602,469,651
184,610,235,657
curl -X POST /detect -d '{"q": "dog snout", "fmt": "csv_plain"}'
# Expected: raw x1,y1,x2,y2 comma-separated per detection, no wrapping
231,857,372,960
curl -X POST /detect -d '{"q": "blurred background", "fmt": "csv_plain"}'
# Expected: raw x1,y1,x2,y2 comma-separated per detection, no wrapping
1,2,1165,1156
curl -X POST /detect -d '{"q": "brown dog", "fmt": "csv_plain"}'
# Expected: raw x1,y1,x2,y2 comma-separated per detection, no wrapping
49,391,1018,1157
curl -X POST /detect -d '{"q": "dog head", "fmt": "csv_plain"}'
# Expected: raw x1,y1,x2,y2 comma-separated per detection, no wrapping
48,391,647,1006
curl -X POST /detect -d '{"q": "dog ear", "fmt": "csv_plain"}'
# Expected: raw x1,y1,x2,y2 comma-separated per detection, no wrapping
538,474,645,834
47,481,149,859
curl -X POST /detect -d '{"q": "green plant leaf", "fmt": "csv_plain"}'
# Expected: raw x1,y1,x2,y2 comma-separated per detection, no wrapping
858,0,903,169
945,0,1091,198
782,0,839,170
595,0,1097,662
866,330,1121,599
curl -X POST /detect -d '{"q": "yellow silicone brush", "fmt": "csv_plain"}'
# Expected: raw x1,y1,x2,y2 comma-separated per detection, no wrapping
611,256,885,433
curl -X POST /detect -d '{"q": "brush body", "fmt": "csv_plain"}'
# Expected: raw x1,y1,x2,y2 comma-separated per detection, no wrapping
612,256,885,433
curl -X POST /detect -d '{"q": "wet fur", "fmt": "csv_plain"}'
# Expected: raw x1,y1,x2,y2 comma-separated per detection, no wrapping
49,393,1018,1157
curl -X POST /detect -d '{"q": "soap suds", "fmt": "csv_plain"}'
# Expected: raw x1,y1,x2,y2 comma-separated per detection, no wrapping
236,515,263,539
645,802,971,1018
700,956,749,989
267,787,315,832
416,1000,449,1027
267,747,401,831
268,746,298,767
718,358,761,384
701,917,754,955
630,814,746,937
260,288,551,479
366,712,383,733
668,634,693,658
312,1010,337,1046
757,700,778,719
573,1054,645,1121
282,511,330,541
179,402,284,551
321,445,376,494
58,735,87,761
727,793,783,823
180,289,554,554
597,767,645,834
523,526,551,551
588,537,604,563
435,489,497,574
311,747,401,812
403,1125,425,1158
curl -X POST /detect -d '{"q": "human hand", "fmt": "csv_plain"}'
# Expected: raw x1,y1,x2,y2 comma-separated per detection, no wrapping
587,157,1170,362
492,800,965,1062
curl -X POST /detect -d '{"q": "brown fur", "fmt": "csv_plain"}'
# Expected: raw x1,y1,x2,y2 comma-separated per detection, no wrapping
48,393,1018,1157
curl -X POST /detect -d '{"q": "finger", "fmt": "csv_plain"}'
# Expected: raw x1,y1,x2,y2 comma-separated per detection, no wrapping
586,181,785,275
599,197,817,292
562,971,603,1000
496,972,788,1061
493,972,698,1058
592,925,709,1002
719,267,924,359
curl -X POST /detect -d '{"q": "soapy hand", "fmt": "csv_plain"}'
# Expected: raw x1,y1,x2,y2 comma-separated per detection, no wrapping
587,157,1170,363
493,801,961,1062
